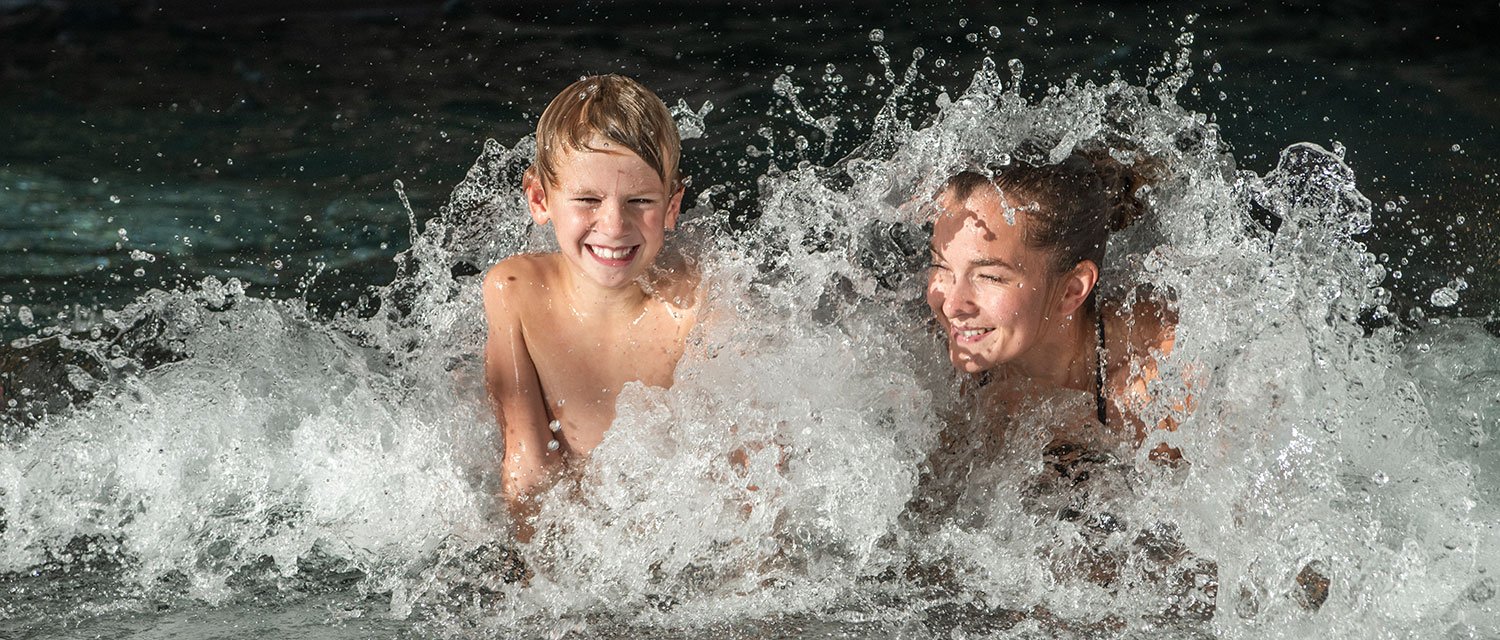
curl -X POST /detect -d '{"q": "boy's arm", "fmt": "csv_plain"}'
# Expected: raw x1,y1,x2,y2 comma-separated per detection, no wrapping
482,263,560,541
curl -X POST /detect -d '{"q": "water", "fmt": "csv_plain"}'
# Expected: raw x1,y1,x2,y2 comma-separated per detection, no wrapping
3,5,1499,639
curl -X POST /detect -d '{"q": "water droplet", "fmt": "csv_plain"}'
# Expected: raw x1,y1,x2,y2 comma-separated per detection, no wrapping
1372,471,1390,485
547,439,560,452
1430,287,1460,308
549,420,563,433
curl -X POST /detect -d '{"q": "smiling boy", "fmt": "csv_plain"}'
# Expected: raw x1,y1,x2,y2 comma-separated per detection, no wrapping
483,75,697,540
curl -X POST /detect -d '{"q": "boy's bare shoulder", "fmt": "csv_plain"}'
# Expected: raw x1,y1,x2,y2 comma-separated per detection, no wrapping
484,254,561,298
644,246,703,309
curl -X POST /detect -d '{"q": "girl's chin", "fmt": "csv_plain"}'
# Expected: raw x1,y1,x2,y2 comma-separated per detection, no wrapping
949,352,995,374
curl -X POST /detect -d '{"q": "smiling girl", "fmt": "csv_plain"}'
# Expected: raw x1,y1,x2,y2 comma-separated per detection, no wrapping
926,147,1186,459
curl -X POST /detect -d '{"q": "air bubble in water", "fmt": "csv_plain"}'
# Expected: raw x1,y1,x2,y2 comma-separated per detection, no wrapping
17,306,33,326
1451,144,1463,153
868,28,884,42
109,195,121,204
1026,16,1038,26
1430,287,1459,308
988,25,1001,38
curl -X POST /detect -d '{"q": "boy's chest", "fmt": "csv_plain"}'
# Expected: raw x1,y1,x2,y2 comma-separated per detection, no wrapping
522,301,692,447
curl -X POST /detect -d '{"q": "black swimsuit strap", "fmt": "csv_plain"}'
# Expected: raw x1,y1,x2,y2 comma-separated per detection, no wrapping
1095,309,1108,427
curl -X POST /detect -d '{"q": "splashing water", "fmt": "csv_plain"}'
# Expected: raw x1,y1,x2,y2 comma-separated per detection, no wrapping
1,43,1497,640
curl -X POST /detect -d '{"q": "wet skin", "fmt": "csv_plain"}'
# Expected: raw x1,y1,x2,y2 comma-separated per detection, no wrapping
483,141,696,539
926,184,1185,449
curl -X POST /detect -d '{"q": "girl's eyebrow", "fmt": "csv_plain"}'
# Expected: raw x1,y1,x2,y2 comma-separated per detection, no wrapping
970,257,1020,271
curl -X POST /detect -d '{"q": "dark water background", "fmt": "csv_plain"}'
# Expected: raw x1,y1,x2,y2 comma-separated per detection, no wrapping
2,0,1498,340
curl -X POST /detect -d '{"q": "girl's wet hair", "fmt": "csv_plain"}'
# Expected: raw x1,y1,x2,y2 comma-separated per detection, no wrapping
945,144,1159,273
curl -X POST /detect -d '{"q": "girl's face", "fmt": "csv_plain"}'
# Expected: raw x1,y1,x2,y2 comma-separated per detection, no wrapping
925,186,1070,374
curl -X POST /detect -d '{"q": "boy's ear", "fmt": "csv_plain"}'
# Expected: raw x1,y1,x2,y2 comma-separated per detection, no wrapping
523,168,550,225
663,181,686,231
1055,259,1099,316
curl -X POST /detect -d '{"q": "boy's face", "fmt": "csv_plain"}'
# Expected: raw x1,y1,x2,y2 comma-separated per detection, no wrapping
925,187,1074,374
526,140,683,290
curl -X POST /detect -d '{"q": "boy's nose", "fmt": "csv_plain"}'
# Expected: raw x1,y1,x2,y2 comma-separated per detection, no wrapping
593,200,628,237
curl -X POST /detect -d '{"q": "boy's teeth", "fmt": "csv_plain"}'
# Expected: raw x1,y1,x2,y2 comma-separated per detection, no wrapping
591,245,633,260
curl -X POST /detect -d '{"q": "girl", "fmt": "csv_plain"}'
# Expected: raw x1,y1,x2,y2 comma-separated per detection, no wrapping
925,147,1186,460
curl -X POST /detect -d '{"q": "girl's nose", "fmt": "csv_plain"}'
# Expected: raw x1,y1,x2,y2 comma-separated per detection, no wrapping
942,278,977,319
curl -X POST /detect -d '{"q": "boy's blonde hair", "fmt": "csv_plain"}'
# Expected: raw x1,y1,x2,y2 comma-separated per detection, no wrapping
530,74,681,190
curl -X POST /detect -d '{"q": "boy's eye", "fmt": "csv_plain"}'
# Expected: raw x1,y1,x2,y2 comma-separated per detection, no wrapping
629,198,657,205
976,273,1008,284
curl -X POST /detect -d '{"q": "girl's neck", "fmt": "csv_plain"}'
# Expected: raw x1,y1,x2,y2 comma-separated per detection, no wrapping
1010,304,1098,393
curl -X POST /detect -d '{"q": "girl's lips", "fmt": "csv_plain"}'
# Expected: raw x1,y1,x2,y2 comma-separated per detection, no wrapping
586,244,639,267
952,326,993,344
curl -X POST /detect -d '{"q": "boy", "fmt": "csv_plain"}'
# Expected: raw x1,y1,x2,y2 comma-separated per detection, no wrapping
483,75,697,541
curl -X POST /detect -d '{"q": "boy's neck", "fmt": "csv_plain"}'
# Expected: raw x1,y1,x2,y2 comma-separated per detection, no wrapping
559,264,654,318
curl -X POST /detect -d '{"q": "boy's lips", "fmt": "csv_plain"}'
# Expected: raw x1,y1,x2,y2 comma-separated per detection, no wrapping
586,243,639,267
951,325,993,344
